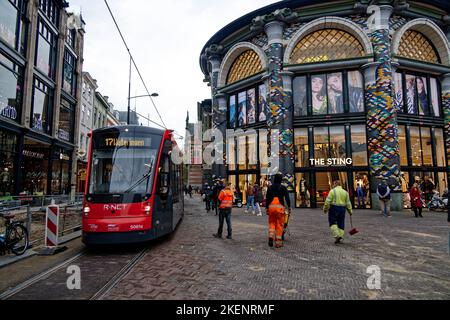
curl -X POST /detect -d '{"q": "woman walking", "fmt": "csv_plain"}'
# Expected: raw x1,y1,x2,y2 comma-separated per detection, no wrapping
410,183,424,218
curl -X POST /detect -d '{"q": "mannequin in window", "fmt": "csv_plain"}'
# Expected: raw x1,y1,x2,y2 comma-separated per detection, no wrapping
298,178,309,208
355,175,365,208
400,173,410,209
0,168,11,195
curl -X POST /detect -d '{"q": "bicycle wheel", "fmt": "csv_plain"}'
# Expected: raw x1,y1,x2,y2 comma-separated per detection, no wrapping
6,224,29,256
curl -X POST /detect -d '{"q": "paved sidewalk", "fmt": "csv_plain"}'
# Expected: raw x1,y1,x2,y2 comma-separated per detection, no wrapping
106,195,450,300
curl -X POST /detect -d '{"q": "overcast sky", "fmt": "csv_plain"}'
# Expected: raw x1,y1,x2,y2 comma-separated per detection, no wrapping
68,0,277,141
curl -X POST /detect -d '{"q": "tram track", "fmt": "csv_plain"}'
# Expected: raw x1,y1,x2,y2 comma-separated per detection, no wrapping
0,247,149,300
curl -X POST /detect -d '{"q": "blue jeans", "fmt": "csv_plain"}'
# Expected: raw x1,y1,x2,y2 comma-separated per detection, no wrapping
218,208,232,237
357,187,365,207
246,196,255,211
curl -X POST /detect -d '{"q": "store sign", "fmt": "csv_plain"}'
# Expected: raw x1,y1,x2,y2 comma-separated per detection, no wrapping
309,158,353,166
23,150,45,159
58,129,70,142
0,105,17,120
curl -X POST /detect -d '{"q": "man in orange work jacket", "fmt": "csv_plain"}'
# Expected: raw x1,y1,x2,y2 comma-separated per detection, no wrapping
266,174,292,248
213,182,234,240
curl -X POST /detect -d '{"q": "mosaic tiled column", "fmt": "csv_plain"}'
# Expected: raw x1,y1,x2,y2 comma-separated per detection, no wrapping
265,21,295,191
364,5,402,211
207,52,226,179
441,74,450,174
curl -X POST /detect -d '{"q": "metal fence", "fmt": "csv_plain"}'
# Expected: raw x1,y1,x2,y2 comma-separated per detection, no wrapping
0,194,84,212
0,199,83,248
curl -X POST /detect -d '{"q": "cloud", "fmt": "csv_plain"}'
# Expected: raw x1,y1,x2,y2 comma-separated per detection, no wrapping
69,0,276,140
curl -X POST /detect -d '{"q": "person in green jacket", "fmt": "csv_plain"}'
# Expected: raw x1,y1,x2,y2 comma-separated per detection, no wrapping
323,180,353,244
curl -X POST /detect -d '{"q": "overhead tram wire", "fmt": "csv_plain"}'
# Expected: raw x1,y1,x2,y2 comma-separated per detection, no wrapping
104,0,184,138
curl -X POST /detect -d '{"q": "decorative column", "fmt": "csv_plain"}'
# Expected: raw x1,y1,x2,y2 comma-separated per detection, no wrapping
441,74,450,174
364,4,402,211
205,45,225,179
253,8,296,191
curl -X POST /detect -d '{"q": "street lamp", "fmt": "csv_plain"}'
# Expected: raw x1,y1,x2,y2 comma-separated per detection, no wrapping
127,92,159,125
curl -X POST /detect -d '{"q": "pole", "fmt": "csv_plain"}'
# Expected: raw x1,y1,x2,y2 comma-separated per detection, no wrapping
127,54,132,125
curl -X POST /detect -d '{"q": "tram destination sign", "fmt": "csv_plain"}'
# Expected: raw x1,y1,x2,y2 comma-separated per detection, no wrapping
309,158,353,166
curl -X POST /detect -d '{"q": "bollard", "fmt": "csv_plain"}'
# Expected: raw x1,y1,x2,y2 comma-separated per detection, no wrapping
38,201,67,255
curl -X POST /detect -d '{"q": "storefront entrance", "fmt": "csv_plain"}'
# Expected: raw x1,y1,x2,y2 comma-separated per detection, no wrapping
21,138,50,195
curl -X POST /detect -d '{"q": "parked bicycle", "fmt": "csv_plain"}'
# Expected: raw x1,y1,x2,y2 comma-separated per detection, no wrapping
0,213,29,256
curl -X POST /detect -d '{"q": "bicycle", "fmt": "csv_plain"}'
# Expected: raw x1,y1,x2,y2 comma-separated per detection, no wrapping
0,213,29,256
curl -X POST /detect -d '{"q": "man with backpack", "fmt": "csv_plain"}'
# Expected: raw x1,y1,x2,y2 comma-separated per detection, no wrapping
377,178,392,217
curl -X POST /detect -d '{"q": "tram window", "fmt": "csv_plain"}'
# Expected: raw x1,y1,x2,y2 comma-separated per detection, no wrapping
158,153,170,199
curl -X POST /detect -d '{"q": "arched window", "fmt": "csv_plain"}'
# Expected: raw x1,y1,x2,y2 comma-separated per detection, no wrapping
226,50,263,85
397,30,440,64
289,29,365,64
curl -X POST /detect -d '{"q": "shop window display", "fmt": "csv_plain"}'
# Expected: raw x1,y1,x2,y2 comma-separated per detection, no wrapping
258,85,267,122
247,88,256,125
0,55,23,123
0,130,17,197
237,92,246,127
396,72,441,117
353,172,370,209
398,125,408,166
348,71,364,113
294,128,308,168
22,139,50,195
295,173,311,208
293,76,307,117
229,95,236,129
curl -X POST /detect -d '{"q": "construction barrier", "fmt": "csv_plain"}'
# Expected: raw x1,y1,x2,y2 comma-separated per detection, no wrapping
45,204,60,247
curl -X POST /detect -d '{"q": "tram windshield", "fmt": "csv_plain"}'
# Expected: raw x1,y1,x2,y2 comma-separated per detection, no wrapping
88,129,161,195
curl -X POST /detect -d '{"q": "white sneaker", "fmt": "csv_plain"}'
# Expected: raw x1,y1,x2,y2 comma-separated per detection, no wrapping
257,213,262,216
244,210,248,214
252,211,256,215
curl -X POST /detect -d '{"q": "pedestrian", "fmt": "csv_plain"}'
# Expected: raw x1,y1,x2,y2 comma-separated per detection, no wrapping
204,186,213,212
188,185,193,198
213,182,234,240
266,174,292,248
212,179,225,216
376,178,392,217
254,184,263,216
410,183,424,218
245,183,255,214
323,180,353,244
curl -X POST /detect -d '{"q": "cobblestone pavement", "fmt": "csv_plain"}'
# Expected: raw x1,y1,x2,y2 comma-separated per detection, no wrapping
106,195,450,300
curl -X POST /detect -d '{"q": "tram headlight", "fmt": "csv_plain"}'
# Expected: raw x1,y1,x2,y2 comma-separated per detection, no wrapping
83,206,90,216
144,205,151,215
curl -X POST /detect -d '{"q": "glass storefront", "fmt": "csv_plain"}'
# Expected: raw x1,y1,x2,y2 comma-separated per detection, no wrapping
21,138,50,195
0,130,17,198
51,148,71,195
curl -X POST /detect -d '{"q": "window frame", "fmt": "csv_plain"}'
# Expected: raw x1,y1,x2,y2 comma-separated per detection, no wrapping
293,69,365,118
31,77,54,134
396,70,442,118
228,83,266,129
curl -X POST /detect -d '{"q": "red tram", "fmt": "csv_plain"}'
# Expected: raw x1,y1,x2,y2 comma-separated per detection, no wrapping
82,126,184,245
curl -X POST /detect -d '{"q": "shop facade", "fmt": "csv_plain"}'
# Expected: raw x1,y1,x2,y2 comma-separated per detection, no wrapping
200,0,450,210
0,0,84,198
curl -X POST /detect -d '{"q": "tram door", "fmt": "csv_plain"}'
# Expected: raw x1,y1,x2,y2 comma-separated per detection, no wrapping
154,140,173,236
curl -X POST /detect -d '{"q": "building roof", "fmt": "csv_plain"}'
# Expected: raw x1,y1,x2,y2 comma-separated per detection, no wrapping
199,0,450,75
